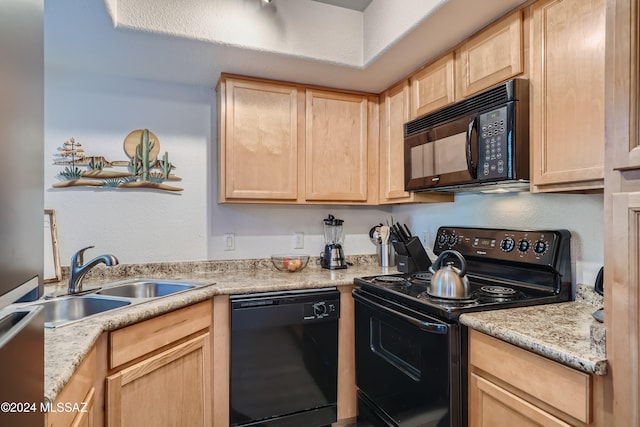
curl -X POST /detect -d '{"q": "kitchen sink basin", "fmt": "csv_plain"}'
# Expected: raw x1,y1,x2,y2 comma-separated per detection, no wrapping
96,281,195,298
26,278,210,328
35,296,131,328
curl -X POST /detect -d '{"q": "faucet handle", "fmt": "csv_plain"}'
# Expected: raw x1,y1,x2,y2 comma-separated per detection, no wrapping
71,245,95,266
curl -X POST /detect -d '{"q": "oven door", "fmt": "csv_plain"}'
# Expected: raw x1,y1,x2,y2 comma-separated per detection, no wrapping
353,289,461,427
404,114,478,191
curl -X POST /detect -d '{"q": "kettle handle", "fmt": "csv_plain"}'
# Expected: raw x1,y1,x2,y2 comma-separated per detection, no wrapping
431,249,467,277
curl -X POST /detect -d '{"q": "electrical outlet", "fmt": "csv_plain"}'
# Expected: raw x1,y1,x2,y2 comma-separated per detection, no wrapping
224,233,235,251
293,232,304,249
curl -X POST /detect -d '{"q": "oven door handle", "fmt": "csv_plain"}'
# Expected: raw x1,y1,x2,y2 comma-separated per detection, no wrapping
353,291,448,334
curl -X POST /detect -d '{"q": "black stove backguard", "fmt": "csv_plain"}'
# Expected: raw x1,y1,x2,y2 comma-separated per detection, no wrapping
432,226,572,301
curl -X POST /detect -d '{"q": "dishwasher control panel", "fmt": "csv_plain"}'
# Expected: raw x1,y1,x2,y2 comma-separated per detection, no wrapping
230,288,340,329
305,300,339,321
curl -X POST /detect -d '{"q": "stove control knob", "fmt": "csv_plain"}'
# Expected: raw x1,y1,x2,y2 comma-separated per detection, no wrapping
448,235,457,245
500,237,515,252
518,239,530,253
313,302,327,318
534,240,548,254
438,234,447,245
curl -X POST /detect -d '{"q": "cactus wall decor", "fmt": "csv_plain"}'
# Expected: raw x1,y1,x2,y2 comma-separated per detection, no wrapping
52,129,183,192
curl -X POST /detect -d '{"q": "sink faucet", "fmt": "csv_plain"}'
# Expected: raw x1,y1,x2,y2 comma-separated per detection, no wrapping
68,246,119,294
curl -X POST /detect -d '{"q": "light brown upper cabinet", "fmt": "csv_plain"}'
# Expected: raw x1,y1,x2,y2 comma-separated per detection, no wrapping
610,0,640,170
409,53,456,119
530,0,605,192
218,75,381,204
218,76,301,202
305,89,372,202
379,80,453,205
456,10,524,99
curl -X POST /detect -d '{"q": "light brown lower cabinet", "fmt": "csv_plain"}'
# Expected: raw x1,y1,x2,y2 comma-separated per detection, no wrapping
46,292,357,427
105,301,213,427
468,329,605,427
46,346,98,427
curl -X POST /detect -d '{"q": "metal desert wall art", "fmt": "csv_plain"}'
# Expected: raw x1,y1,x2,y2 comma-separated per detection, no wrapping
52,129,183,192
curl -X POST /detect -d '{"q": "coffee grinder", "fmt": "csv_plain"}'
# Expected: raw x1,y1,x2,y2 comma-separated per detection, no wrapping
321,214,347,269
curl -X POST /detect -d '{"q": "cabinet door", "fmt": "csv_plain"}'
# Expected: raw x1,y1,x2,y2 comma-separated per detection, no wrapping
48,346,98,427
305,89,368,202
409,53,455,119
380,81,412,202
456,10,523,99
609,192,640,427
221,78,299,201
106,333,212,427
70,388,95,427
379,82,453,205
530,0,605,192
469,373,571,427
611,0,640,170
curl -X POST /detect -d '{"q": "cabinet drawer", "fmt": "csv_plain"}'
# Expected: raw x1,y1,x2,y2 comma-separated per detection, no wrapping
469,330,592,423
109,301,211,368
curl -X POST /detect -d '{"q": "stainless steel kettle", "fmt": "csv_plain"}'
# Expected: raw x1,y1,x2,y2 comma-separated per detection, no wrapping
427,249,470,299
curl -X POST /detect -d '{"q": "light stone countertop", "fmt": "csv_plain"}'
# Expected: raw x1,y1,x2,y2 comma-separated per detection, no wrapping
42,258,385,402
459,284,607,375
41,258,607,403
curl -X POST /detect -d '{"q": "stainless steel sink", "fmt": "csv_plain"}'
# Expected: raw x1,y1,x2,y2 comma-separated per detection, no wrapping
26,278,211,328
35,296,131,328
96,281,195,298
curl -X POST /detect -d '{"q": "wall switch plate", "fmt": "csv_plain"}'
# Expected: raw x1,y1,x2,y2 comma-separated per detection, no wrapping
293,232,304,249
224,233,235,251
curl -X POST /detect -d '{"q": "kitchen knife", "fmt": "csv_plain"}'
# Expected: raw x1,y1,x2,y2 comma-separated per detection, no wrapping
392,223,406,243
396,222,410,241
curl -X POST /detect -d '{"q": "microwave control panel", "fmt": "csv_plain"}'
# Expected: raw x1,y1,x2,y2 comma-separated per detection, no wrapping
478,105,510,180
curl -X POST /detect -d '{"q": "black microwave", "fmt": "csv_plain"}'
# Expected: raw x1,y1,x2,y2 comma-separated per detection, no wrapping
404,79,529,192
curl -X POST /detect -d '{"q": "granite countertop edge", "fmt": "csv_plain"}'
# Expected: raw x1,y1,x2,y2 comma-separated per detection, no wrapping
43,259,607,402
43,260,384,402
459,296,607,376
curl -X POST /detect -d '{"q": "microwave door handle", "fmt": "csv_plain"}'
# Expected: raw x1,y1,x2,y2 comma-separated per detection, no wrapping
466,117,477,175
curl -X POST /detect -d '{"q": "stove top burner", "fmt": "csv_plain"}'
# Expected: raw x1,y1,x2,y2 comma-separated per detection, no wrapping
373,276,406,283
417,292,478,307
412,272,432,282
476,285,525,302
479,285,516,296
372,275,410,291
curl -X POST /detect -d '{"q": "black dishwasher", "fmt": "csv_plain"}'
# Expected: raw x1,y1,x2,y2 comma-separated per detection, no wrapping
230,288,340,427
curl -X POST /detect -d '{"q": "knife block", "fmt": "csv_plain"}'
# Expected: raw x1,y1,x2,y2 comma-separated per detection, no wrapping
392,236,432,273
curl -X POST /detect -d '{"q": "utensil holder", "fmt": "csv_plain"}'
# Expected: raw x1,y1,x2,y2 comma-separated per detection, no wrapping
392,237,431,273
377,243,396,267
396,255,418,274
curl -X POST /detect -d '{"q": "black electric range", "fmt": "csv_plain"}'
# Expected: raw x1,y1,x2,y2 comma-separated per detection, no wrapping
353,226,573,427
355,226,573,321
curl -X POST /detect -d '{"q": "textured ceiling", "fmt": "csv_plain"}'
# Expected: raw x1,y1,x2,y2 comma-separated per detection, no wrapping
45,0,527,92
